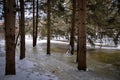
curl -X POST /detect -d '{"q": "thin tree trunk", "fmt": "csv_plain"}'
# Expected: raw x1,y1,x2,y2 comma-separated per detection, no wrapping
47,0,51,55
77,0,87,71
76,0,80,62
33,0,36,47
20,0,25,59
70,0,76,55
4,0,16,75
15,0,20,49
35,0,38,46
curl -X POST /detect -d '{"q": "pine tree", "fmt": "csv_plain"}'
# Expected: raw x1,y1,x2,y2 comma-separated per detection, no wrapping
77,0,87,71
47,0,51,55
33,0,36,47
4,0,16,75
70,0,76,55
20,0,25,59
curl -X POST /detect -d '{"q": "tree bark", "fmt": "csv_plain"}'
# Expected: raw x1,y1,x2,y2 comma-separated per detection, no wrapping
70,0,76,55
20,0,25,59
77,0,87,71
4,0,16,75
47,0,51,55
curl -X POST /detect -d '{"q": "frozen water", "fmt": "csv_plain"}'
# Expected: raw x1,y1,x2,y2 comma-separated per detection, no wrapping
0,37,120,80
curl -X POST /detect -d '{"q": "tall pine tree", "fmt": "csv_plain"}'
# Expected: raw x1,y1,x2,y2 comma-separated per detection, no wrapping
20,0,25,59
77,0,87,71
4,0,16,75
47,0,51,55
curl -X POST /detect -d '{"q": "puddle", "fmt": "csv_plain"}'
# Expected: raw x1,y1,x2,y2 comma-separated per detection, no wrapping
87,49,120,79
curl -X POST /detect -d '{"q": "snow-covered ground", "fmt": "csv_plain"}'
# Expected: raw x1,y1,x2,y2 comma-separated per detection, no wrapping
0,53,59,80
0,36,120,80
0,37,60,80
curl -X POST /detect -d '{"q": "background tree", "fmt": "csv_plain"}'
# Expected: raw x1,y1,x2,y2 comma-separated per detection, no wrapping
35,0,39,46
20,0,25,59
70,0,76,55
33,0,36,47
47,0,51,55
87,0,120,47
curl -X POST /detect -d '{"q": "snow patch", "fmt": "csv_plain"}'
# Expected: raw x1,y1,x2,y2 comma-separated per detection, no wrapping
0,56,59,80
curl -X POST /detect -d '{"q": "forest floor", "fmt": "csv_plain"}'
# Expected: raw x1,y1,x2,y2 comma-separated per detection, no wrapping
0,38,120,80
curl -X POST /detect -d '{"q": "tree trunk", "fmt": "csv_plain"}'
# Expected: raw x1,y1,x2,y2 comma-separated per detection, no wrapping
20,0,25,59
35,0,38,46
15,0,20,49
4,0,16,75
77,0,87,71
70,0,76,55
33,0,36,47
47,0,51,55
76,0,80,62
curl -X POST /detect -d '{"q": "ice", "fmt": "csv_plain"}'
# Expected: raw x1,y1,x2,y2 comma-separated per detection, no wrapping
0,36,120,80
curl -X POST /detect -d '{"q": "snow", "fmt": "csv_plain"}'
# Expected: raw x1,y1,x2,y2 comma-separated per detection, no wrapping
0,55,59,80
25,35,120,50
0,38,59,80
0,36,120,80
